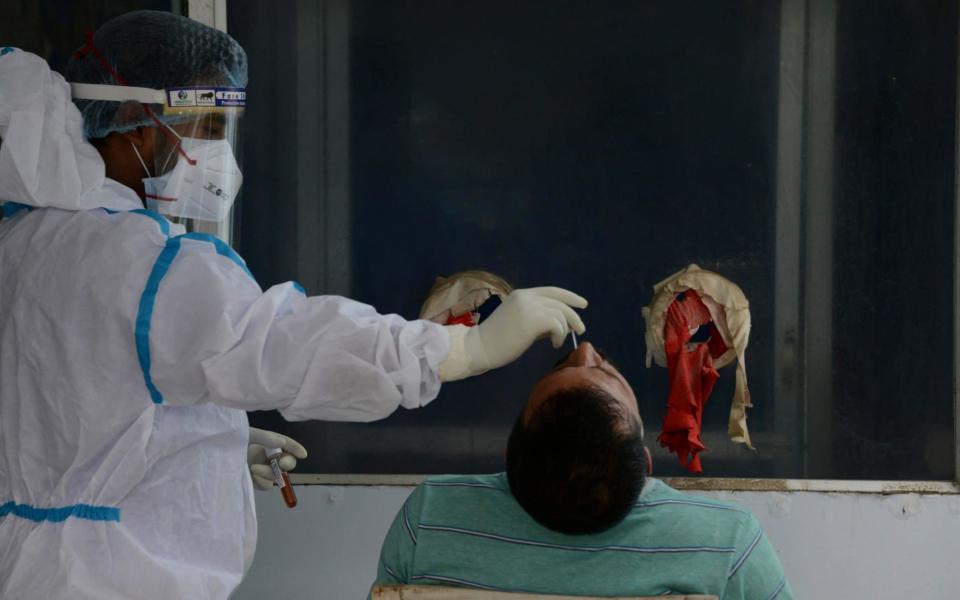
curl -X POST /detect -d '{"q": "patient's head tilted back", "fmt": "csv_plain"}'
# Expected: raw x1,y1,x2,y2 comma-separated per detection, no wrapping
506,343,647,536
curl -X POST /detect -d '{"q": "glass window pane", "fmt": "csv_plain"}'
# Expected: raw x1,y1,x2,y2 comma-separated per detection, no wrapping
233,0,957,480
824,0,957,479
0,1,178,74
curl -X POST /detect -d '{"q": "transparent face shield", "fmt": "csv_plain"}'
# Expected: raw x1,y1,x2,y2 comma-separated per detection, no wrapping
143,107,244,236
71,82,245,238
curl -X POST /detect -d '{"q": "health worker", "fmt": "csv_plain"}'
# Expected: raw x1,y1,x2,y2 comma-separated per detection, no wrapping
0,11,587,599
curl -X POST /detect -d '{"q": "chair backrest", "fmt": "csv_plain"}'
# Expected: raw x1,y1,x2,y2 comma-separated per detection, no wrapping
370,584,719,600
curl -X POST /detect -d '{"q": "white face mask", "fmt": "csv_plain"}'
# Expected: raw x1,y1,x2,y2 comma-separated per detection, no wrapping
132,135,243,223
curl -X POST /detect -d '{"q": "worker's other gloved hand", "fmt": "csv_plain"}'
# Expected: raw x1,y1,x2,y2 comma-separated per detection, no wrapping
247,427,308,491
440,287,587,381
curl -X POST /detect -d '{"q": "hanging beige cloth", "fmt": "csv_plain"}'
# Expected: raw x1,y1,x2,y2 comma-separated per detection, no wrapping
419,270,513,325
642,264,754,449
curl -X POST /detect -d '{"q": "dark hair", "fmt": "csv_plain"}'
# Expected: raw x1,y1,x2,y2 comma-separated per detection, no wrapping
506,386,647,535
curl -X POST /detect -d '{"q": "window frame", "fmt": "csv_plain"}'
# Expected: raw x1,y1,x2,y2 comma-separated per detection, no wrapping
228,0,960,491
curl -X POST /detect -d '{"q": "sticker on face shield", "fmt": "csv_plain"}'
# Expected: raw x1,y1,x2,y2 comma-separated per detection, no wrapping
166,87,246,109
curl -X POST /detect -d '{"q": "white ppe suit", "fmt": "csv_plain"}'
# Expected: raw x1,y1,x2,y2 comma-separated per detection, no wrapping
0,50,450,599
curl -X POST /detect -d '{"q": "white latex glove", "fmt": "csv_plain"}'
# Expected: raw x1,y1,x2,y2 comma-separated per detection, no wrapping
440,287,587,381
247,427,308,491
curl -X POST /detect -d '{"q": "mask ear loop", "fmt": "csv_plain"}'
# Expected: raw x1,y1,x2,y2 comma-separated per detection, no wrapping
156,125,183,175
131,141,175,203
130,141,152,178
73,30,197,166
130,140,175,203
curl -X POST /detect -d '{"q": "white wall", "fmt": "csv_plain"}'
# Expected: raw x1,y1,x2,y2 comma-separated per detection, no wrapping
232,484,960,599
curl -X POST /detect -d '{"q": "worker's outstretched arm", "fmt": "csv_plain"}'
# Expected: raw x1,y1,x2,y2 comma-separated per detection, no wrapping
147,240,585,422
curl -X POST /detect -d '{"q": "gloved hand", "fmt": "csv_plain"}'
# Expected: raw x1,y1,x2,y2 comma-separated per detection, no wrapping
440,287,587,381
247,427,308,491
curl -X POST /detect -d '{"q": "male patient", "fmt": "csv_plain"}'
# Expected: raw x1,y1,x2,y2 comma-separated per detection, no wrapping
372,342,792,599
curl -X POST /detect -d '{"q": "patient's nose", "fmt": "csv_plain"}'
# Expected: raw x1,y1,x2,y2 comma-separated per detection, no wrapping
568,341,603,367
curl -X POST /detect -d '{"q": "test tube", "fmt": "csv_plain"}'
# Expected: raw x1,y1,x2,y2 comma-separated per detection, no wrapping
265,447,298,508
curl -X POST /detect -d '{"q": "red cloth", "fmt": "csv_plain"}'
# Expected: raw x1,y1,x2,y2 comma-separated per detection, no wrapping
444,312,477,327
657,291,728,473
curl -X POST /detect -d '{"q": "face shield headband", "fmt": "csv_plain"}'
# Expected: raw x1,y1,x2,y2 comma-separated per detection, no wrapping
70,31,245,158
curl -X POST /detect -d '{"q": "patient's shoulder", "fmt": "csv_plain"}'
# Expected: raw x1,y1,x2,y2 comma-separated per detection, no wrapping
629,478,756,532
421,473,510,492
415,472,526,525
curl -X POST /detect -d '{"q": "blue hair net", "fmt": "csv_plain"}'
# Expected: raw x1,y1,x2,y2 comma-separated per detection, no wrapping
65,10,247,140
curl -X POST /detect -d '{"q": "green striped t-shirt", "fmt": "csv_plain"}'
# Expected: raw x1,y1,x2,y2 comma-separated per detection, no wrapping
373,473,792,599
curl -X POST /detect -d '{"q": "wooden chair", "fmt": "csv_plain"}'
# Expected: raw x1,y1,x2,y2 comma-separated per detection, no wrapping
371,584,718,600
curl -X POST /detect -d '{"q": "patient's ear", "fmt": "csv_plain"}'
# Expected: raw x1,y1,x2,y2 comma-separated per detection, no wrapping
644,446,653,475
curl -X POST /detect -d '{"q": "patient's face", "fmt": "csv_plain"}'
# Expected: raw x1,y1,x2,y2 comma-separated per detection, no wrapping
524,342,641,428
